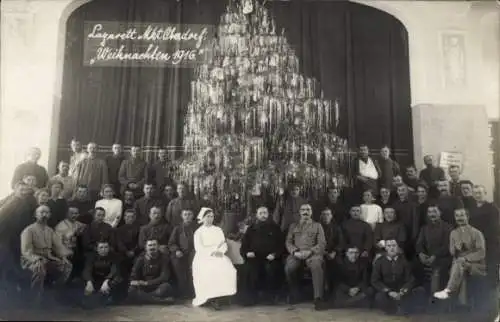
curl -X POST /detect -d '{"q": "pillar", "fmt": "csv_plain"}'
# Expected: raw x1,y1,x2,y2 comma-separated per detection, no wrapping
0,0,78,197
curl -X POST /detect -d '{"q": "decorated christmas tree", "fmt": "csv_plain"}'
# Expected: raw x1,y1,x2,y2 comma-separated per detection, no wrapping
175,0,350,215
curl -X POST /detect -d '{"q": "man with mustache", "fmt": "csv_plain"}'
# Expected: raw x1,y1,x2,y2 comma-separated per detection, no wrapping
403,165,419,192
82,240,121,307
353,145,381,202
20,205,72,303
448,165,463,198
0,182,37,292
415,205,452,297
118,146,148,198
377,146,401,194
241,206,283,305
434,208,487,305
419,155,445,199
372,239,423,315
11,147,49,190
459,180,476,212
105,143,125,197
341,205,373,259
393,184,421,258
165,184,198,227
273,182,307,233
436,180,464,225
128,239,174,304
284,203,327,310
74,142,109,202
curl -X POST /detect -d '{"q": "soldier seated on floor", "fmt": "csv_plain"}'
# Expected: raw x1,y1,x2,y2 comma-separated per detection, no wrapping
128,239,174,304
333,245,372,308
372,239,425,315
82,240,122,307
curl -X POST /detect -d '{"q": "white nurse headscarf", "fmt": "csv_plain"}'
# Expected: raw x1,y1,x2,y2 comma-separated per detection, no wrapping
197,207,213,224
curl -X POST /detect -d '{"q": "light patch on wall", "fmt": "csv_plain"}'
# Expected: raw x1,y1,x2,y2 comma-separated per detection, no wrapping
481,13,500,120
440,31,467,89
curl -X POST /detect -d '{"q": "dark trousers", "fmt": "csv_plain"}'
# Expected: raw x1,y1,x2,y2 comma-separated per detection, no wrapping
115,256,135,300
82,278,119,307
477,259,499,318
285,255,324,300
128,283,173,303
0,246,23,288
486,259,499,287
334,286,373,308
234,264,247,302
374,287,425,314
413,258,451,295
325,258,338,296
245,258,281,297
68,247,86,283
170,253,194,298
404,240,417,262
88,190,100,204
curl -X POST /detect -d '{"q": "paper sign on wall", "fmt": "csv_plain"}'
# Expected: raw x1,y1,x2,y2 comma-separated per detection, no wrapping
439,151,464,171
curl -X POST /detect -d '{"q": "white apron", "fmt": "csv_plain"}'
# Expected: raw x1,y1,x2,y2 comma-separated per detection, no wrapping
192,225,237,306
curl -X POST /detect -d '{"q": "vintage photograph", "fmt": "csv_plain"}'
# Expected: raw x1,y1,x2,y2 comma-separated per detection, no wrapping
0,0,499,321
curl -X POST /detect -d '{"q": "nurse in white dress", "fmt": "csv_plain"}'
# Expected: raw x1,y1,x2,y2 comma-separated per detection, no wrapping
192,207,237,308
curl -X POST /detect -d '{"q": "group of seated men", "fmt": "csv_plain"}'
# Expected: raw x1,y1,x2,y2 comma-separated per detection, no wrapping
1,179,496,317
0,143,498,318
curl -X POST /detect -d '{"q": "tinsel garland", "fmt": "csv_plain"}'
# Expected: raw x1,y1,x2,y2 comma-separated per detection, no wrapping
174,0,350,213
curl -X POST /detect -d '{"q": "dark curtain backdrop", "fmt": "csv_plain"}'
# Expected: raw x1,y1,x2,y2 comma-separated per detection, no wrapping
58,0,412,165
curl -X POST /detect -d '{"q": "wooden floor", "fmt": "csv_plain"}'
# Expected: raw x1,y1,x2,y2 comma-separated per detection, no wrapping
0,303,462,322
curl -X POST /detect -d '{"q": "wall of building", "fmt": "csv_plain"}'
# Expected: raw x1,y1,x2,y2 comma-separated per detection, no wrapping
0,0,498,198
355,0,499,199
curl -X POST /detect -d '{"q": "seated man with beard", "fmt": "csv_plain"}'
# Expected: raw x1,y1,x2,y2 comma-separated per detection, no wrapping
372,239,424,315
333,245,372,308
240,206,283,305
284,203,327,310
54,204,87,280
82,240,122,307
128,239,174,304
20,205,72,304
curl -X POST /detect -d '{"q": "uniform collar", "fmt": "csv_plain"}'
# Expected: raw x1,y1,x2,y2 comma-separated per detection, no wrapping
386,255,398,261
300,217,313,224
